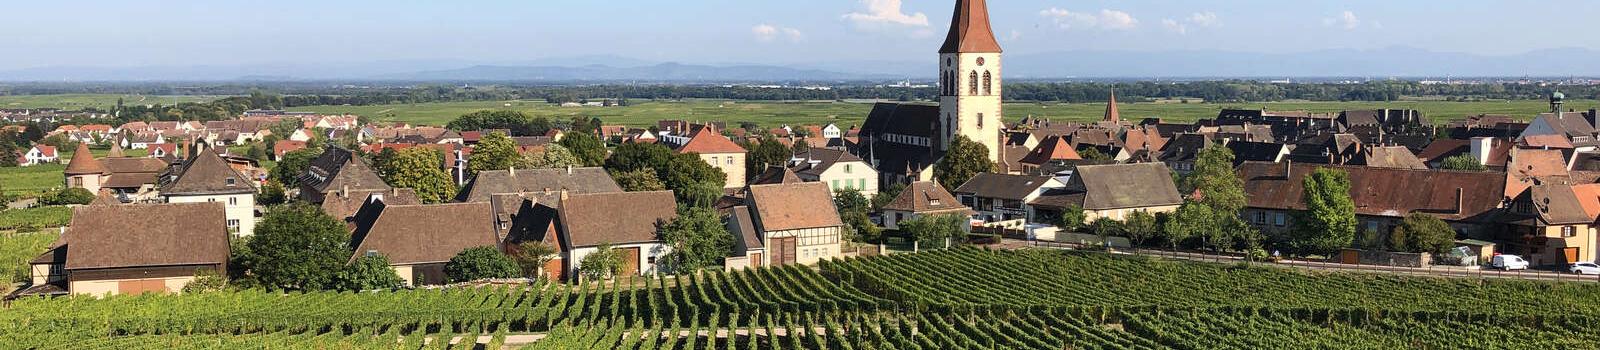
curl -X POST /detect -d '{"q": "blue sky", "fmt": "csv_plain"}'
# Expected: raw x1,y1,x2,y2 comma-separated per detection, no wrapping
5,0,1599,69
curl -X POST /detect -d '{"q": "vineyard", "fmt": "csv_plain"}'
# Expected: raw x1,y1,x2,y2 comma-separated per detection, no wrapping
3,248,1599,349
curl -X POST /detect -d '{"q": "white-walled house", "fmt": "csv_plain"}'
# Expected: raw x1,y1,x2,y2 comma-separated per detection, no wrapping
664,126,748,188
953,173,1066,223
159,147,257,236
512,191,677,281
743,182,847,266
790,148,879,197
879,181,974,230
17,145,57,166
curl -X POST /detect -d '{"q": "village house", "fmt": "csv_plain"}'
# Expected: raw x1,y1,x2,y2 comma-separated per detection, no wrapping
954,173,1066,223
456,167,622,203
743,182,847,266
789,147,879,197
158,146,258,236
1028,163,1183,223
1016,135,1082,174
723,206,768,270
511,191,678,281
298,147,392,204
1350,145,1429,170
662,125,747,188
120,131,166,149
63,143,168,201
25,202,229,297
1157,133,1212,174
320,188,421,225
1236,161,1507,245
1501,183,1600,266
878,181,973,230
348,199,500,286
273,140,308,160
16,144,57,166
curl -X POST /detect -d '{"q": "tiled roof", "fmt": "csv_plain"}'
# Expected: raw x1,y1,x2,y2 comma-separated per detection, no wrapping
458,167,622,203
791,148,866,177
747,182,844,231
63,202,229,270
672,126,746,154
300,147,390,195
1352,146,1429,170
63,143,106,175
321,188,421,222
556,191,677,248
1054,163,1183,210
1237,162,1506,222
938,0,1002,53
1018,135,1081,166
159,149,255,195
954,173,1057,201
751,166,803,185
349,201,500,265
880,181,971,214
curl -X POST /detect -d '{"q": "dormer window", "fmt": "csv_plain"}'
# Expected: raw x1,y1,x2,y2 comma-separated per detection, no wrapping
929,198,942,206
225,178,236,186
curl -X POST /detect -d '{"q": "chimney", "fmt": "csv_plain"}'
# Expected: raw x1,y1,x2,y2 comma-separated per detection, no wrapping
1455,188,1465,215
341,185,349,198
559,190,569,201
509,166,516,177
566,165,573,175
1284,159,1293,178
1469,137,1492,166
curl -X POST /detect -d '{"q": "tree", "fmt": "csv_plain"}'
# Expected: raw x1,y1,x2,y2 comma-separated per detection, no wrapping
1183,146,1247,214
1288,168,1357,256
557,131,607,167
872,182,906,210
746,137,792,177
247,204,349,291
1122,211,1159,247
1056,205,1088,232
1391,213,1456,255
468,132,521,176
447,110,545,136
605,142,675,173
40,188,94,205
522,143,581,169
511,241,558,279
1439,154,1487,171
614,168,666,192
271,147,322,187
379,147,457,204
900,213,967,249
933,135,997,191
331,254,404,291
258,180,287,206
444,246,520,283
1078,147,1111,161
579,243,624,281
245,143,268,161
658,207,733,272
1088,218,1124,244
834,188,878,243
1161,202,1212,250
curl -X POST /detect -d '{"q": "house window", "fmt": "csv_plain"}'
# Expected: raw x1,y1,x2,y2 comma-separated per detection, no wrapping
859,179,866,189
228,197,238,205
977,113,984,129
225,178,236,186
647,256,656,265
968,71,979,95
1562,226,1577,238
845,164,852,173
1274,213,1286,227
831,180,840,190
726,157,734,165
929,199,942,206
71,177,83,187
982,71,992,95
1254,212,1267,224
227,219,239,228
710,156,719,164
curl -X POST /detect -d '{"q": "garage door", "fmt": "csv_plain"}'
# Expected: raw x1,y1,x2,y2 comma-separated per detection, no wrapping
117,279,168,295
619,247,641,276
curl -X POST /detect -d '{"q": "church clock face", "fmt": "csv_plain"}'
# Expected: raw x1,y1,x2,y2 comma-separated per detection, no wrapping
976,57,985,66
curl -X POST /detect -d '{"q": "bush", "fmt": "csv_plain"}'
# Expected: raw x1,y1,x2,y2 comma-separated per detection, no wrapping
579,244,623,281
444,246,519,283
39,188,94,205
333,254,405,291
181,269,227,294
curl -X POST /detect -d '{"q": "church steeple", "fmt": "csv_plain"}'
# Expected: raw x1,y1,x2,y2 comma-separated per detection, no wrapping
939,0,1002,54
1105,88,1120,123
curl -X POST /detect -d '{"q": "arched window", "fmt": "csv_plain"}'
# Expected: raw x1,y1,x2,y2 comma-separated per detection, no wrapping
982,71,992,95
968,71,979,95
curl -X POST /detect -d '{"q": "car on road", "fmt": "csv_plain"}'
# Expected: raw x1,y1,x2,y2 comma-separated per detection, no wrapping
1491,255,1529,270
1570,262,1600,275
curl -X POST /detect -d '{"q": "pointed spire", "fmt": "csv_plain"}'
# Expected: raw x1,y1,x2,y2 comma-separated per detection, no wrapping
64,143,107,175
108,140,125,158
1104,88,1121,123
939,0,1002,54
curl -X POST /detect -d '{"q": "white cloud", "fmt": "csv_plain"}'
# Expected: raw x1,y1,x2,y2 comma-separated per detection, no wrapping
1040,8,1138,31
1164,11,1220,35
842,0,929,27
1007,29,1022,41
752,24,803,43
1162,19,1186,35
1323,11,1360,30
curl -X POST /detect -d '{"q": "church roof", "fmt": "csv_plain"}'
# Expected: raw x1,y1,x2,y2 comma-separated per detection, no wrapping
939,0,1002,54
1105,89,1121,122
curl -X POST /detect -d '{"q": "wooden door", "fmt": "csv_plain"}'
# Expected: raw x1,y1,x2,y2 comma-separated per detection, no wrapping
619,247,641,276
118,279,167,295
1339,250,1360,264
750,253,763,267
1564,247,1581,264
543,258,565,281
772,237,797,266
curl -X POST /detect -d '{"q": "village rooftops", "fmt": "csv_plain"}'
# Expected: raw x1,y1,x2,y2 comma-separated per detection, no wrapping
62,202,229,271
747,182,844,231
159,147,255,196
348,201,499,265
954,173,1057,201
553,191,678,249
1237,161,1506,222
879,181,971,214
1042,163,1182,210
457,167,622,203
299,147,390,196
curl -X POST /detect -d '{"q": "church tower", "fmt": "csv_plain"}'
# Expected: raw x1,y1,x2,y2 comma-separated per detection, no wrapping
938,0,1003,162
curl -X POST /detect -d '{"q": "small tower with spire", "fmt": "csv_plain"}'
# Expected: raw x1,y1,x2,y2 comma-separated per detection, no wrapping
64,143,109,193
1551,90,1566,114
937,0,1003,162
1104,88,1121,123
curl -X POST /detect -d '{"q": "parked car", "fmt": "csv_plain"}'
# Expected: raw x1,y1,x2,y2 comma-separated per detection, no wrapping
1570,262,1600,275
1491,255,1529,270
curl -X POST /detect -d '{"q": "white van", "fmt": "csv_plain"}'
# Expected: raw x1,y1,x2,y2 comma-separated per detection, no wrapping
1491,255,1529,270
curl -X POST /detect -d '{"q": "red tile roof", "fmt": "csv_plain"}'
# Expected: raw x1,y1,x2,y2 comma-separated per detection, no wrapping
674,126,746,154
63,143,107,175
939,0,1002,54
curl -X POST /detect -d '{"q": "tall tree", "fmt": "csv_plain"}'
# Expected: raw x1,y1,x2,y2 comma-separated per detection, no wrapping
1184,146,1247,214
1289,168,1358,256
468,132,521,176
605,142,675,173
613,168,667,192
658,207,733,272
444,246,520,283
379,147,457,203
447,110,544,136
746,137,793,177
522,143,582,169
1390,213,1455,255
899,214,967,250
271,147,322,188
557,131,607,167
247,204,350,291
1122,211,1159,247
933,135,997,191
834,188,879,243
1161,202,1212,250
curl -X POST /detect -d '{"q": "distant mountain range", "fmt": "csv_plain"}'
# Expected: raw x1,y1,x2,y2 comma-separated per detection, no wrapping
2,47,1597,82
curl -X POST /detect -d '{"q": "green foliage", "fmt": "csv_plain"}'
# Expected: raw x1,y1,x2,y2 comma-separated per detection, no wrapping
578,243,623,281
0,206,72,230
1056,205,1087,232
899,213,966,248
556,131,607,167
180,269,227,294
0,232,58,294
612,168,666,192
1391,213,1456,255
1440,154,1488,171
746,137,792,177
443,246,519,283
332,254,404,291
510,241,557,279
521,143,581,169
933,135,996,191
871,181,906,210
1087,218,1123,240
378,147,457,203
1183,146,1247,213
39,187,94,205
1162,202,1211,249
1288,168,1358,256
271,147,322,188
605,141,726,206
467,132,521,177
446,110,548,136
604,142,674,173
246,204,350,291
834,188,878,243
658,207,732,272
1078,146,1111,161
1122,211,1159,246
257,180,287,206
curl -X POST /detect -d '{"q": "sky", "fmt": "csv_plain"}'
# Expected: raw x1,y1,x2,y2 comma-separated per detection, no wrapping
5,0,1600,69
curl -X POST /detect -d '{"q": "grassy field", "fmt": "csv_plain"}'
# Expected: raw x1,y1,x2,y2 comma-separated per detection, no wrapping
0,231,58,294
2,147,147,197
0,94,219,110
290,98,1600,128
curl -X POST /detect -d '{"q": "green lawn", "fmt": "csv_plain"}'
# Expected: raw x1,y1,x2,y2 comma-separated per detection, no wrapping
289,98,1600,128
2,148,148,197
0,94,220,110
0,206,71,231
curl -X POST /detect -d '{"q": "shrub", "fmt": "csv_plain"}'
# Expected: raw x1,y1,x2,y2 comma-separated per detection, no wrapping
39,188,94,205
444,246,519,283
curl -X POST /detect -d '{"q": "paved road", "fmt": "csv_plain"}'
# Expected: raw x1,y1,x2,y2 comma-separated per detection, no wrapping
1006,239,1600,283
